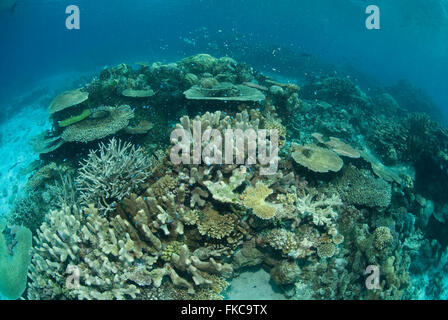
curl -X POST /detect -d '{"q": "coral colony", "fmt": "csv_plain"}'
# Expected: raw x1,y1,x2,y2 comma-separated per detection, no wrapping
1,54,448,300
169,119,279,175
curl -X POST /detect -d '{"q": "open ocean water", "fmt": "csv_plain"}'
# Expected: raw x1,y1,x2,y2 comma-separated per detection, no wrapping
0,0,448,301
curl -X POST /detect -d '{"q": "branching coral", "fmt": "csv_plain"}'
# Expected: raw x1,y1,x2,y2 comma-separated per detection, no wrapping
295,191,341,232
150,244,233,295
76,138,152,214
204,167,247,203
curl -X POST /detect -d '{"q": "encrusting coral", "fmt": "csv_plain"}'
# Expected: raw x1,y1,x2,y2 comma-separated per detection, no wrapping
0,219,32,300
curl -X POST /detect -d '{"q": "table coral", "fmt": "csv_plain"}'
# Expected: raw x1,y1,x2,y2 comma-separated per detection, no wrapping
292,143,343,173
61,105,134,142
48,88,89,114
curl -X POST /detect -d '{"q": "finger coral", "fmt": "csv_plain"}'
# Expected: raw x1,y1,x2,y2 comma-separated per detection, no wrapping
27,205,155,300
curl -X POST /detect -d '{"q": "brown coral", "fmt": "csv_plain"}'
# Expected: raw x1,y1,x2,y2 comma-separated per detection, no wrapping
240,181,277,220
197,207,237,240
49,89,89,114
292,144,343,173
312,133,360,158
61,105,134,142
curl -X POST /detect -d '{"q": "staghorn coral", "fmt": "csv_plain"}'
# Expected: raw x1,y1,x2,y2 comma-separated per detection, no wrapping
76,138,152,214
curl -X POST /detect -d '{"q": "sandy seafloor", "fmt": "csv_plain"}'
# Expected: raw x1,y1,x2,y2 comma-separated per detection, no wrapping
225,267,288,300
0,72,88,217
0,104,49,216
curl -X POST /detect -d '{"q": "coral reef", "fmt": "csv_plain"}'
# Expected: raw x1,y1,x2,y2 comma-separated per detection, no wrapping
8,54,448,300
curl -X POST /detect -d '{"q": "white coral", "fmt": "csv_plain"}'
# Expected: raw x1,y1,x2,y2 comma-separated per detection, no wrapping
296,192,341,229
76,138,152,214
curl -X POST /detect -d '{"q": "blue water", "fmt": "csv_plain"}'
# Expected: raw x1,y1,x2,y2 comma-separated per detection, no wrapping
1,0,447,121
1,0,448,301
